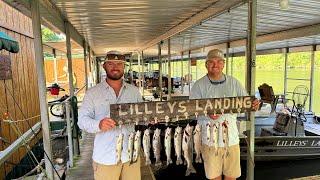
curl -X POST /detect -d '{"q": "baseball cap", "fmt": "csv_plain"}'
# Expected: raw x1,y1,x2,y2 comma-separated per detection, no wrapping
105,51,126,62
206,49,225,61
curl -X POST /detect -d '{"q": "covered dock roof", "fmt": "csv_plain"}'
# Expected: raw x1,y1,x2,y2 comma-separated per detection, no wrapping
43,40,83,56
2,0,320,179
4,0,320,58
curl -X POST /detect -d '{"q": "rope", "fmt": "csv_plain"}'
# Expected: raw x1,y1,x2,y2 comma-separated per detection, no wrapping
0,111,43,179
2,83,62,180
11,159,45,180
1,114,41,123
2,118,40,172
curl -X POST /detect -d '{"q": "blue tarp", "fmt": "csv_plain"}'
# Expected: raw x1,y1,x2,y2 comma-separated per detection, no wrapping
0,31,19,53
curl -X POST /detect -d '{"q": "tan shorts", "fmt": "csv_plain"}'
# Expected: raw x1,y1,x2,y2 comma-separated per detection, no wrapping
92,158,141,180
201,144,241,179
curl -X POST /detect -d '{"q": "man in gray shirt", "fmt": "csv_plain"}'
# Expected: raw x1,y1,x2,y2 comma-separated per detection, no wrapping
78,51,142,180
190,49,260,180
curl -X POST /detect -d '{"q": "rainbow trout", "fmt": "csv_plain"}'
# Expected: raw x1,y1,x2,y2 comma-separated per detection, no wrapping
174,126,183,165
164,127,173,165
143,129,151,165
182,124,196,176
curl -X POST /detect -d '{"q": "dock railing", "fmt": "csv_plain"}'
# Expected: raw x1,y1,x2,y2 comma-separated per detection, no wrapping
48,84,87,168
0,121,42,165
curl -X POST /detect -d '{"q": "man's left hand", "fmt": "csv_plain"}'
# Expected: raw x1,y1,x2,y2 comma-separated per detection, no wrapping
252,99,261,111
209,114,220,120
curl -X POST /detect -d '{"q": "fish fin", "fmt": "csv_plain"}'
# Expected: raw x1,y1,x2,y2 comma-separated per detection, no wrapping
176,157,183,165
145,158,152,165
166,159,173,166
195,155,202,163
155,160,162,167
185,165,197,176
191,165,197,173
185,170,191,176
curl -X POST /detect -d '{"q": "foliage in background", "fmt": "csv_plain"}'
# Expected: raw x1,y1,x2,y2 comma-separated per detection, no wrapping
232,52,320,70
41,27,64,42
41,27,66,58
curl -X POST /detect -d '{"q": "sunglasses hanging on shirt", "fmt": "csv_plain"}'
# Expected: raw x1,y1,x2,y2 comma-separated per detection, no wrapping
207,74,226,85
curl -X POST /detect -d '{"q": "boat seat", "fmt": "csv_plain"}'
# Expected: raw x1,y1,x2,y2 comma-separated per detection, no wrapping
260,128,287,136
258,83,284,113
260,113,305,136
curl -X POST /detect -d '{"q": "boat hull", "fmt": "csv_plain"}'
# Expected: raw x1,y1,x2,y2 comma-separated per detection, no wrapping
239,136,320,161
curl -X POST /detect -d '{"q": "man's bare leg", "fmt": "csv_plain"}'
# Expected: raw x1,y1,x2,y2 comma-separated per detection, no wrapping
224,176,236,180
211,176,222,180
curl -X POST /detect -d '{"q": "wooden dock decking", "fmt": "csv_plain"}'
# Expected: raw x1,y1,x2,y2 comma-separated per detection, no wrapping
67,132,155,180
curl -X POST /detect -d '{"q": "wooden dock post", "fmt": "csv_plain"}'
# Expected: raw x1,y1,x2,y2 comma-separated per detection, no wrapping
30,0,54,179
246,0,257,179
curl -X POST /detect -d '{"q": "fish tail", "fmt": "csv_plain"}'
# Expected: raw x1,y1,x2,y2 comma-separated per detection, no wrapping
185,165,196,176
195,154,202,163
166,158,173,165
176,157,183,165
155,159,162,167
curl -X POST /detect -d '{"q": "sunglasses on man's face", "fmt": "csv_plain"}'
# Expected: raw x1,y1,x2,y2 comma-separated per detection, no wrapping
106,54,126,61
105,62,125,67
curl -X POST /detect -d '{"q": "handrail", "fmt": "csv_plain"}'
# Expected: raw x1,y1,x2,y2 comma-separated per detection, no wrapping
46,84,87,168
62,84,87,103
46,84,86,165
47,84,87,105
0,121,42,165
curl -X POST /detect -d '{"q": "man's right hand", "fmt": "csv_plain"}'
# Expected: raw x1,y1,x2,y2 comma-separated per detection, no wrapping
209,114,220,120
99,118,116,132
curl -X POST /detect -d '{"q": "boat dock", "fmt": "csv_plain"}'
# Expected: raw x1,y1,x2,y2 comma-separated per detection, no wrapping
67,132,156,180
1,0,320,179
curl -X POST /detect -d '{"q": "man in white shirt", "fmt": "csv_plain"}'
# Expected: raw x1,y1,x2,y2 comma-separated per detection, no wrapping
190,49,260,180
78,51,142,180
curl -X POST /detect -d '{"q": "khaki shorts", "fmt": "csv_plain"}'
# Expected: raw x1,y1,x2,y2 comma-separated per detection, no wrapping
93,158,141,180
201,144,241,179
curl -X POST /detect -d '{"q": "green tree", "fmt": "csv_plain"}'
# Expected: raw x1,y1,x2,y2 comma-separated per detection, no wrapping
41,27,63,42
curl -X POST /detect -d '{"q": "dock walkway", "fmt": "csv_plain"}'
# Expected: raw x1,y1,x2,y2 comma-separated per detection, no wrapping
67,132,155,180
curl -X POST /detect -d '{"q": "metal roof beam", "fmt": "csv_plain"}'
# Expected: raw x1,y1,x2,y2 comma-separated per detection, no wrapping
229,45,319,57
230,23,320,48
138,0,246,51
4,0,90,52
40,0,85,47
186,23,320,53
230,48,284,57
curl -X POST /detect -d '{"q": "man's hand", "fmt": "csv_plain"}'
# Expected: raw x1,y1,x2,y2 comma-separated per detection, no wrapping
99,118,116,132
209,114,220,120
252,99,261,111
149,120,156,125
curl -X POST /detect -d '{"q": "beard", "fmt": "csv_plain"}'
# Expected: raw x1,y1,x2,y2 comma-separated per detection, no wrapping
106,70,124,80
